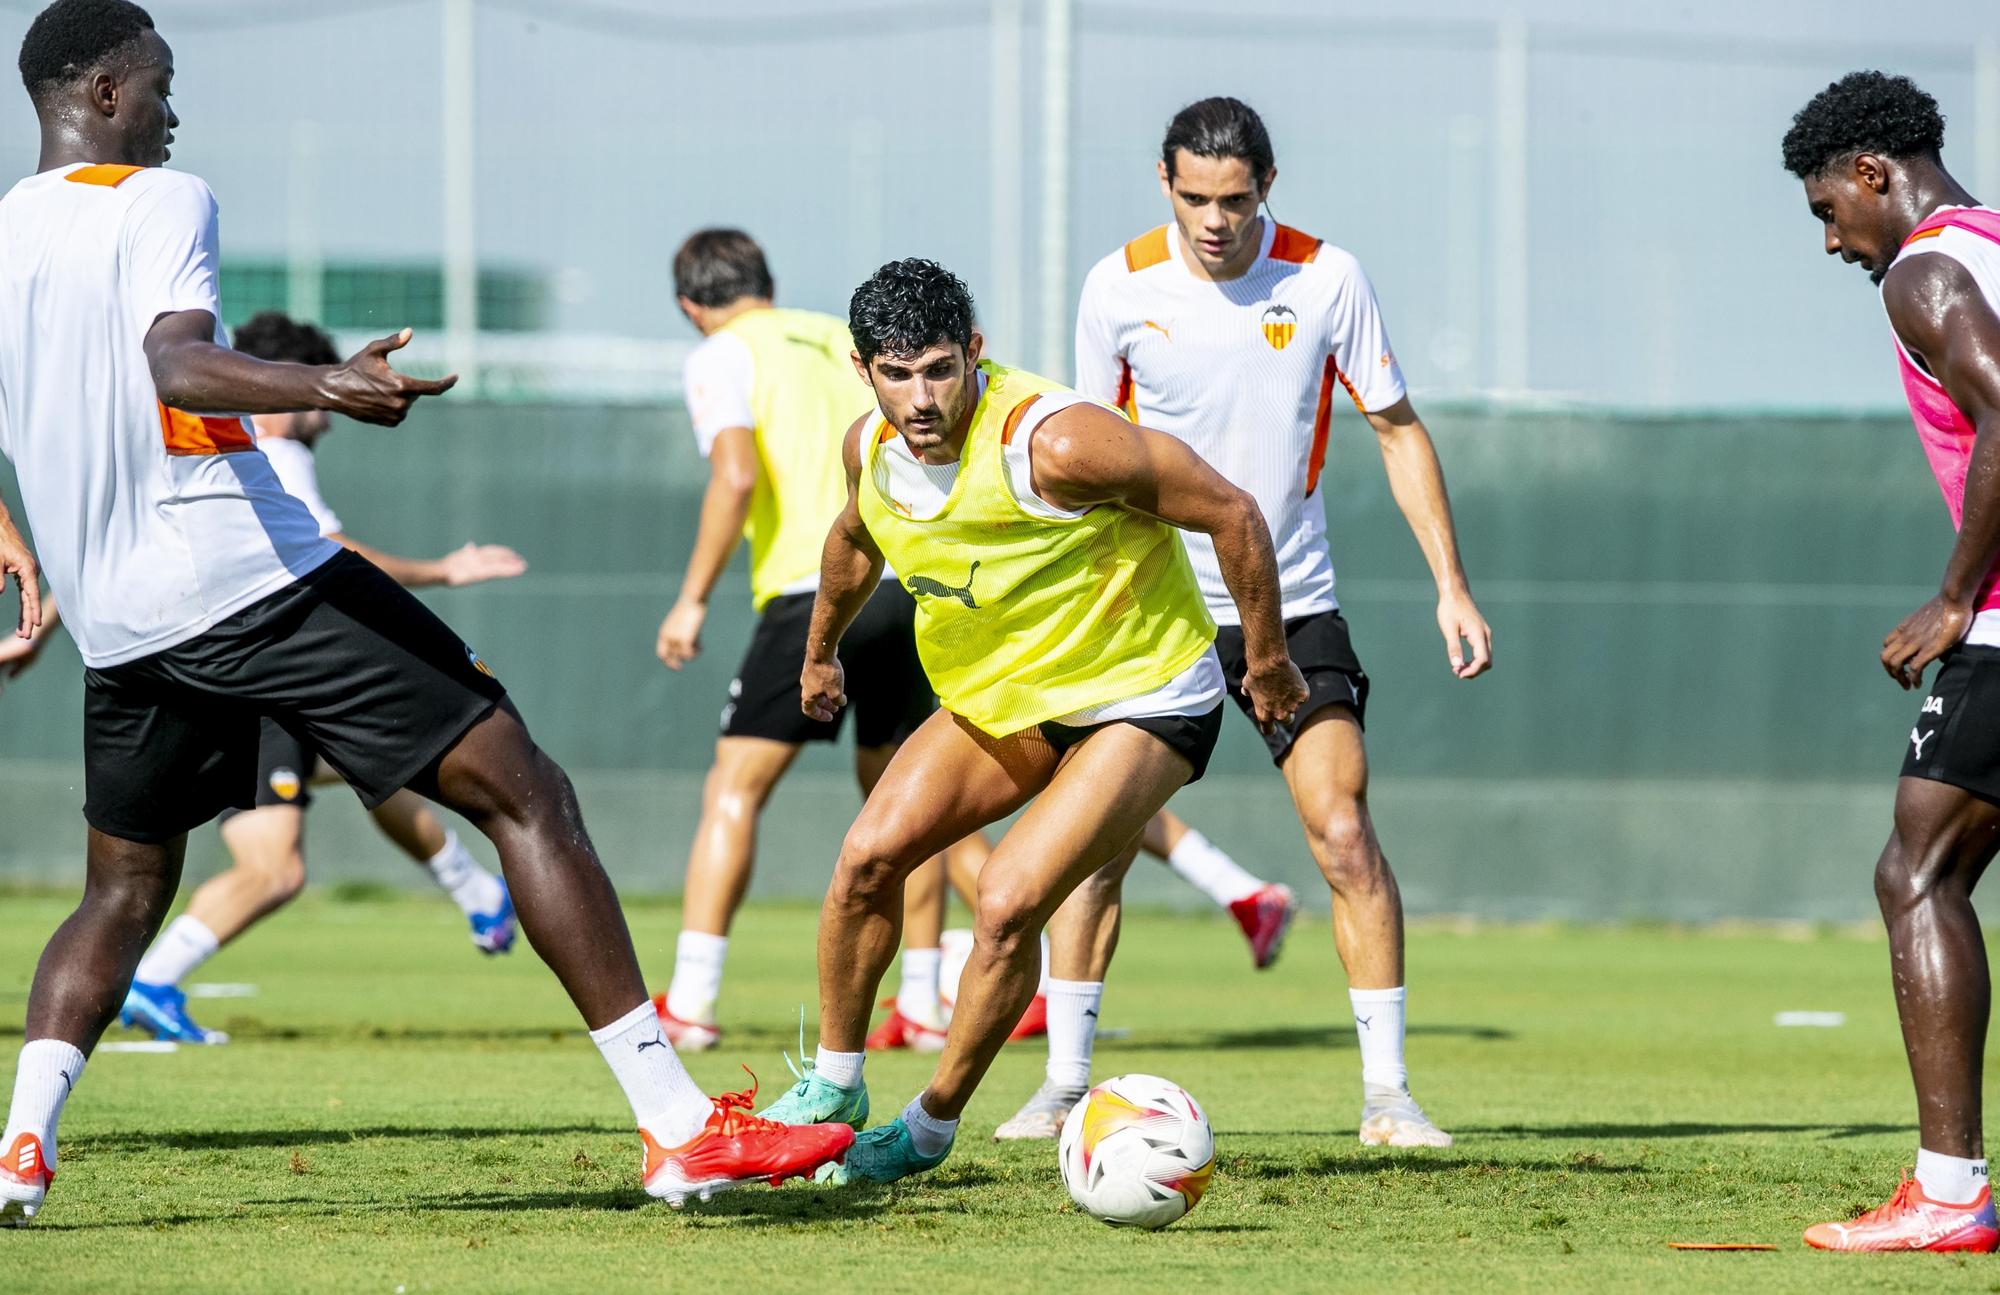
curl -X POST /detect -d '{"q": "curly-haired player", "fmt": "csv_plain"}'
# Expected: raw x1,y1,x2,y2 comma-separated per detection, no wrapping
1786,70,2000,1253
755,258,1306,1185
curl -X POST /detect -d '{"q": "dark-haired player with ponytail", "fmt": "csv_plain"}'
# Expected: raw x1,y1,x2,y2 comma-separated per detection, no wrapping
1025,96,1491,1149
1786,70,2000,1254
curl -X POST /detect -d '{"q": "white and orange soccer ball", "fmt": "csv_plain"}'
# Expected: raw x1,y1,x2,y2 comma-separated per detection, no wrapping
1057,1074,1215,1229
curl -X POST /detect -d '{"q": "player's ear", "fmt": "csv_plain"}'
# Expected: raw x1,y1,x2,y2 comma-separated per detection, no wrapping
965,331,984,368
1259,166,1277,202
1855,153,1890,195
851,350,873,387
1156,157,1173,198
89,70,119,119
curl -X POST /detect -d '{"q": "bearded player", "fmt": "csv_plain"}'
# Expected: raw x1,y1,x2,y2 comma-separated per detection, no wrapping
0,0,848,1222
1786,70,2000,1254
757,258,1305,1184
1000,97,1493,1146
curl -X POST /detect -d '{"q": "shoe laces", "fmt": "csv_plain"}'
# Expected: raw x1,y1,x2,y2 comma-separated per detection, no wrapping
709,1067,788,1137
1855,1173,1921,1225
779,1005,815,1091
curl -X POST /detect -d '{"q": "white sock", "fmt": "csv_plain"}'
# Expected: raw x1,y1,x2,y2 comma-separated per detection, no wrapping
902,1094,958,1157
1036,932,1051,996
664,930,728,1025
425,831,504,917
2,1040,85,1172
814,1046,864,1091
588,1001,710,1146
1916,1147,1991,1204
133,915,219,987
1164,828,1266,908
896,947,943,1028
1350,986,1409,1091
1044,979,1102,1090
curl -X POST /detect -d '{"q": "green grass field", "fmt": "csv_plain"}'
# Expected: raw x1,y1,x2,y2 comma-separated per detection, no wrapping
0,889,1994,1293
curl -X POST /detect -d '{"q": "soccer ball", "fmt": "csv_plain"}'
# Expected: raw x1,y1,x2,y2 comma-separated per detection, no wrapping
1057,1074,1215,1229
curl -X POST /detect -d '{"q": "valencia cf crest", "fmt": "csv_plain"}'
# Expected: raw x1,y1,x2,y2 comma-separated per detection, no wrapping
467,646,495,679
1260,304,1297,351
267,767,303,802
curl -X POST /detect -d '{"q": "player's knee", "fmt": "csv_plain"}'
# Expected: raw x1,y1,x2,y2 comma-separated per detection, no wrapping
263,855,307,903
1306,804,1382,892
832,826,915,904
972,884,1041,955
1875,834,1949,914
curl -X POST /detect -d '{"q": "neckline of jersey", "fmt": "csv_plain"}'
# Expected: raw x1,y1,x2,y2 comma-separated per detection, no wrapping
1166,216,1278,284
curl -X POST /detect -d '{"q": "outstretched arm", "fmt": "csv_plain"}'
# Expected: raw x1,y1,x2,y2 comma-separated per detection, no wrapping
332,535,527,590
1031,402,1306,728
1882,255,2000,688
1365,396,1491,680
801,417,888,721
658,426,756,669
145,314,456,427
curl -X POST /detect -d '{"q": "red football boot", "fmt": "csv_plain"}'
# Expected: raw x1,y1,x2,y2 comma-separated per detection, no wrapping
650,992,720,1052
865,1001,949,1052
0,1133,52,1227
1804,1173,1999,1252
1227,883,1299,970
1007,993,1048,1042
641,1079,854,1207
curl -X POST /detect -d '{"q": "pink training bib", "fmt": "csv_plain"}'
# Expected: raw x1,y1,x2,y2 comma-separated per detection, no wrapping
1895,208,2000,612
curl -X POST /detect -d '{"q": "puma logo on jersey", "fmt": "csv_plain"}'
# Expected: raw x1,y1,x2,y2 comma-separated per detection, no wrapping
906,562,980,609
1923,695,1945,716
1261,304,1297,350
1141,319,1172,341
1912,728,1938,760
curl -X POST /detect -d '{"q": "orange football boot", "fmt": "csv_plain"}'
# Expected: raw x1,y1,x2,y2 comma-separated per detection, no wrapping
1804,1173,1999,1252
0,1133,52,1227
641,1078,854,1207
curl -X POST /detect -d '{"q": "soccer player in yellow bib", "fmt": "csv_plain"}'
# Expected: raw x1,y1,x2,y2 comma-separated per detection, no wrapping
757,258,1306,1184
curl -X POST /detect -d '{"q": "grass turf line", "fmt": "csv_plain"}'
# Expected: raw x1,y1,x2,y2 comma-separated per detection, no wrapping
0,893,1989,1293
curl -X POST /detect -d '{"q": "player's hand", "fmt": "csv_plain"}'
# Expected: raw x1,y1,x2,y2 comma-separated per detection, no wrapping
1242,653,1308,733
1439,589,1493,679
1883,594,1972,690
657,600,706,670
0,513,40,643
0,629,43,678
801,656,848,722
321,329,459,427
440,542,527,587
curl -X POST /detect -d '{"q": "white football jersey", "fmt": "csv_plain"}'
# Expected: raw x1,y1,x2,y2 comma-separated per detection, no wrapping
0,163,336,667
1075,219,1405,623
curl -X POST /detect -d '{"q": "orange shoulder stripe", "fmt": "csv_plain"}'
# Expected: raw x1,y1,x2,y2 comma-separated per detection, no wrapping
1123,226,1171,272
999,395,1042,445
1269,225,1323,264
65,164,144,188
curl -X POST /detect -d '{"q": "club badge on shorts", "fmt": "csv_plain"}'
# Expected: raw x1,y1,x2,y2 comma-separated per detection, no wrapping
466,646,495,679
1260,304,1297,351
267,766,302,802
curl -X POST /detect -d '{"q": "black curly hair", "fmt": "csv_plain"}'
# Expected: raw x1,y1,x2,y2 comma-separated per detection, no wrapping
17,0,154,104
232,312,340,367
1782,71,1945,179
848,259,976,367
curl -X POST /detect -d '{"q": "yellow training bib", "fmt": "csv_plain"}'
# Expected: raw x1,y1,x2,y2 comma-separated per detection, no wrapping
856,361,1215,736
721,308,874,610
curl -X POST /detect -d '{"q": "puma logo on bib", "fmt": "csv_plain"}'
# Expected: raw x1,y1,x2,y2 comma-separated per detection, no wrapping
907,561,981,609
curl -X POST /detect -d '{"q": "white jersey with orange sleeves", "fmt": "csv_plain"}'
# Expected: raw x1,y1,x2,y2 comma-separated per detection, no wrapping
0,163,337,668
1075,219,1406,623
